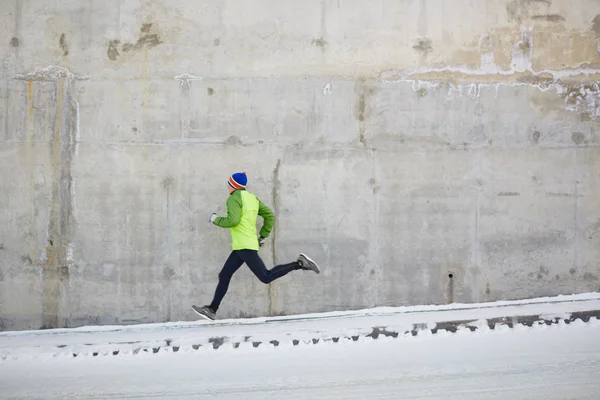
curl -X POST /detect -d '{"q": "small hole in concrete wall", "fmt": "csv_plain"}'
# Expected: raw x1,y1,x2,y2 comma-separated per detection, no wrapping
447,272,455,304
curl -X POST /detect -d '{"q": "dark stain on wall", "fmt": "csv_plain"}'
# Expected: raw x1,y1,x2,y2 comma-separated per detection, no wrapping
592,14,600,37
10,37,19,47
224,135,243,145
368,178,380,195
497,192,520,197
312,37,327,49
122,35,161,53
584,272,599,281
531,14,565,22
357,93,365,122
134,33,161,51
412,37,433,54
571,132,585,144
107,23,162,61
357,93,366,145
518,39,531,52
506,0,552,23
107,40,120,61
162,176,175,190
59,33,69,56
354,80,376,146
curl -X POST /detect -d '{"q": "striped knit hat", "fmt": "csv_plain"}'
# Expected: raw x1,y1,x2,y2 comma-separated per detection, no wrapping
228,172,247,190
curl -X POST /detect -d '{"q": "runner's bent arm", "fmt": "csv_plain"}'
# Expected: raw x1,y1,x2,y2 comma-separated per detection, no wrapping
213,192,242,228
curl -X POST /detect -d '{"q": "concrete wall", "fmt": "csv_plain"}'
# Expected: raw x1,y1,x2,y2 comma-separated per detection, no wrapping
1,0,599,331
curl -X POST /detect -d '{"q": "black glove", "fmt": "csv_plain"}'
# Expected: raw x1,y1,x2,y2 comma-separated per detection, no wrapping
258,236,266,247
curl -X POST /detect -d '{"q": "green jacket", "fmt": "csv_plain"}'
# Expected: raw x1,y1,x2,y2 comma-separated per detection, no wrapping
212,189,274,251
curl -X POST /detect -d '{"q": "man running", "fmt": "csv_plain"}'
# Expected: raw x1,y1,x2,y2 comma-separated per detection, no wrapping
192,172,319,321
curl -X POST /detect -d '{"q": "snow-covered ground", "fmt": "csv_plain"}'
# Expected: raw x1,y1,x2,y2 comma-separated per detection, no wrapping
1,294,600,399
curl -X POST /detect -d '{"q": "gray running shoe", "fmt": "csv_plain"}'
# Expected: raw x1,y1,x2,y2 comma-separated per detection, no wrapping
192,305,216,321
298,253,320,274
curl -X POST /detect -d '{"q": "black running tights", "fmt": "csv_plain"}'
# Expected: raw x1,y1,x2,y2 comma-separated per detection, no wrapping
209,250,299,311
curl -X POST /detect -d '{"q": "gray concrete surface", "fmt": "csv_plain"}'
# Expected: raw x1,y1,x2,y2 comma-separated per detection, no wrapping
1,0,599,331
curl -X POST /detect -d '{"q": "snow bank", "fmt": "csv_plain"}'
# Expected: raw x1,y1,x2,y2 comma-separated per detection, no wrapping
1,293,599,363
